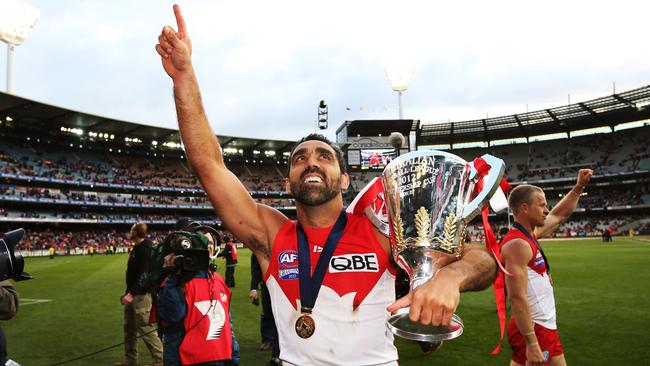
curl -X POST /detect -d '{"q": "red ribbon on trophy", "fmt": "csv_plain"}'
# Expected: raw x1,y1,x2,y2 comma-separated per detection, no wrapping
471,157,512,354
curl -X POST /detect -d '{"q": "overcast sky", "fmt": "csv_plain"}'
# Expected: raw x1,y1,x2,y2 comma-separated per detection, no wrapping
1,0,648,141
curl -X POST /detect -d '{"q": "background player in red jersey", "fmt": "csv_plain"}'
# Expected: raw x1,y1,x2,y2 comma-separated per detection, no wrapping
502,169,592,366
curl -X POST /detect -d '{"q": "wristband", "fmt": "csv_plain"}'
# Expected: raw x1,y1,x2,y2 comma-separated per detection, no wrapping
527,341,538,346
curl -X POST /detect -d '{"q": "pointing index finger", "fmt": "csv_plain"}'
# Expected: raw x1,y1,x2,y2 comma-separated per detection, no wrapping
173,4,188,35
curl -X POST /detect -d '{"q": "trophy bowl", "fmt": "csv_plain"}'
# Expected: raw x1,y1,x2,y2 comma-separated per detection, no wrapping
382,150,504,342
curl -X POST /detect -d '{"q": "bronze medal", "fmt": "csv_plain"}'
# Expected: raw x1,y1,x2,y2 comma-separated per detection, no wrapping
295,314,316,338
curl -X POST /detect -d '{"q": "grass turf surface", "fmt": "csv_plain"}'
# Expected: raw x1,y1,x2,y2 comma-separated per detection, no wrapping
5,237,650,365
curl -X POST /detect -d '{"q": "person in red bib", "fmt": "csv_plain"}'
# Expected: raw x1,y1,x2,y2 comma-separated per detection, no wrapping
217,237,238,288
155,6,499,365
157,229,240,366
501,169,592,366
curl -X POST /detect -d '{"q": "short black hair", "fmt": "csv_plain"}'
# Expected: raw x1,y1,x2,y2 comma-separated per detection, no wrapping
286,133,347,177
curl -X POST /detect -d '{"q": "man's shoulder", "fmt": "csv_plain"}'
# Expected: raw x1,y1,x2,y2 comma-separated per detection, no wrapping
134,240,153,254
501,237,533,262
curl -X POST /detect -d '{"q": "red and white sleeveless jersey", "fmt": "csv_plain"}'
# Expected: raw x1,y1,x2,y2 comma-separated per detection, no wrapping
264,213,398,366
502,228,557,329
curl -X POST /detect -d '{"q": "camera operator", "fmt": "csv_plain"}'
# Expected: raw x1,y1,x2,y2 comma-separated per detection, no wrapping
157,223,240,366
0,228,32,366
0,280,18,366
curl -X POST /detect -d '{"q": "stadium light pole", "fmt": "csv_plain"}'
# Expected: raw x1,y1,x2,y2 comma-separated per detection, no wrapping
384,65,414,120
0,0,40,93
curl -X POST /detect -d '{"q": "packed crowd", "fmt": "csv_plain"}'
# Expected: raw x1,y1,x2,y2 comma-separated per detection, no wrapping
3,127,650,196
13,212,640,254
15,227,238,253
0,142,288,192
0,185,295,208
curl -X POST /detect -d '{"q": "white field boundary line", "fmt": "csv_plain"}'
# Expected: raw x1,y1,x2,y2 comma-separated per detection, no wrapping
20,298,52,306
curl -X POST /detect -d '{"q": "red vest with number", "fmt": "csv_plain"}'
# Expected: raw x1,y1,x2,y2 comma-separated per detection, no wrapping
179,275,232,364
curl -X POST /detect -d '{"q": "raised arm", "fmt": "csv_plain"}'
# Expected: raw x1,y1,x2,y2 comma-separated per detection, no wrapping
535,168,593,238
502,238,546,365
155,5,286,263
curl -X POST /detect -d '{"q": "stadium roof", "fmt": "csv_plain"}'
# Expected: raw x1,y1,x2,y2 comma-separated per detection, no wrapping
419,84,650,145
336,119,419,138
3,85,650,151
0,91,295,153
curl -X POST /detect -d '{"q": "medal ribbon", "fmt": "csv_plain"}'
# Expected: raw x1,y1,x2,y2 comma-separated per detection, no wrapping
471,157,511,355
297,211,348,314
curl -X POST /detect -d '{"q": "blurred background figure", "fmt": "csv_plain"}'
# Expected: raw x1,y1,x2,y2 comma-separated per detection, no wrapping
0,281,19,366
218,236,238,288
115,223,163,366
250,255,280,365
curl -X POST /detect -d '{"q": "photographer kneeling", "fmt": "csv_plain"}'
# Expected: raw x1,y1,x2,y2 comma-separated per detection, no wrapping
155,225,239,366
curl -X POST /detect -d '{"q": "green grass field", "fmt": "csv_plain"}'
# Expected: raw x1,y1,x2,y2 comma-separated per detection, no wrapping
5,237,650,365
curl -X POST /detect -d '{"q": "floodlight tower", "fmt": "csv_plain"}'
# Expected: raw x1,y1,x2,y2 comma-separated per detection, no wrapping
384,66,414,120
0,0,40,93
318,100,328,130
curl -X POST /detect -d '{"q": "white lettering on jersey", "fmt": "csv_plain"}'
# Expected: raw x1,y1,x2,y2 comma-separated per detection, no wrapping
313,245,323,253
329,253,379,273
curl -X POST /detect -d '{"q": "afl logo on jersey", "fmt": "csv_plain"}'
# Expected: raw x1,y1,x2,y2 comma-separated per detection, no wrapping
278,250,299,280
533,251,545,267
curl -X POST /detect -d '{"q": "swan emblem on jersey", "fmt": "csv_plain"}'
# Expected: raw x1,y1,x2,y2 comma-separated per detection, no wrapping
194,299,226,340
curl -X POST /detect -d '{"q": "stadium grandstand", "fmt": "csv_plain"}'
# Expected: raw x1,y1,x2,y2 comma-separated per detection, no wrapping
2,85,650,255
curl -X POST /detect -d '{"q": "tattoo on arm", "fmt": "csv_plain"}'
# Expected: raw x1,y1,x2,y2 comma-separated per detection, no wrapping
247,237,272,261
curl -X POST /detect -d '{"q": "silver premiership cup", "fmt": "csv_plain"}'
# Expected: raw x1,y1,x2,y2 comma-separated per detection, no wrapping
383,150,504,342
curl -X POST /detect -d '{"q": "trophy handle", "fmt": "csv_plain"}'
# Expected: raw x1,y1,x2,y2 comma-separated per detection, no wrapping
461,154,505,222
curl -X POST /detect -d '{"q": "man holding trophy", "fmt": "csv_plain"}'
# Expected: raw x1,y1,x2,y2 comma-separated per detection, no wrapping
155,5,501,365
501,169,592,366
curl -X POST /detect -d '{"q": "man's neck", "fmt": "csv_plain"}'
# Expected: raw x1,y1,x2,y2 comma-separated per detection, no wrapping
514,219,535,234
296,197,344,228
133,237,145,245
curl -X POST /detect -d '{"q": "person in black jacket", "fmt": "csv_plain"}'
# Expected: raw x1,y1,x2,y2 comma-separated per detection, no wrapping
115,223,163,366
217,236,238,288
250,255,280,365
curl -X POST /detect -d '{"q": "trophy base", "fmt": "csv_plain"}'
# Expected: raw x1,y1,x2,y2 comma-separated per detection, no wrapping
387,308,464,342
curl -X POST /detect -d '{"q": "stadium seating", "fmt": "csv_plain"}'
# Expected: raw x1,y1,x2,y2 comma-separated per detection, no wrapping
3,125,650,255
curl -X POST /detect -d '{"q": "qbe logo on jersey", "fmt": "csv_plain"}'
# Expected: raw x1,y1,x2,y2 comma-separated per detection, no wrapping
278,250,299,280
329,253,379,273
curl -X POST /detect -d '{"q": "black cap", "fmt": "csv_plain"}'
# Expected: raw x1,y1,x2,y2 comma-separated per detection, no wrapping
175,217,200,230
